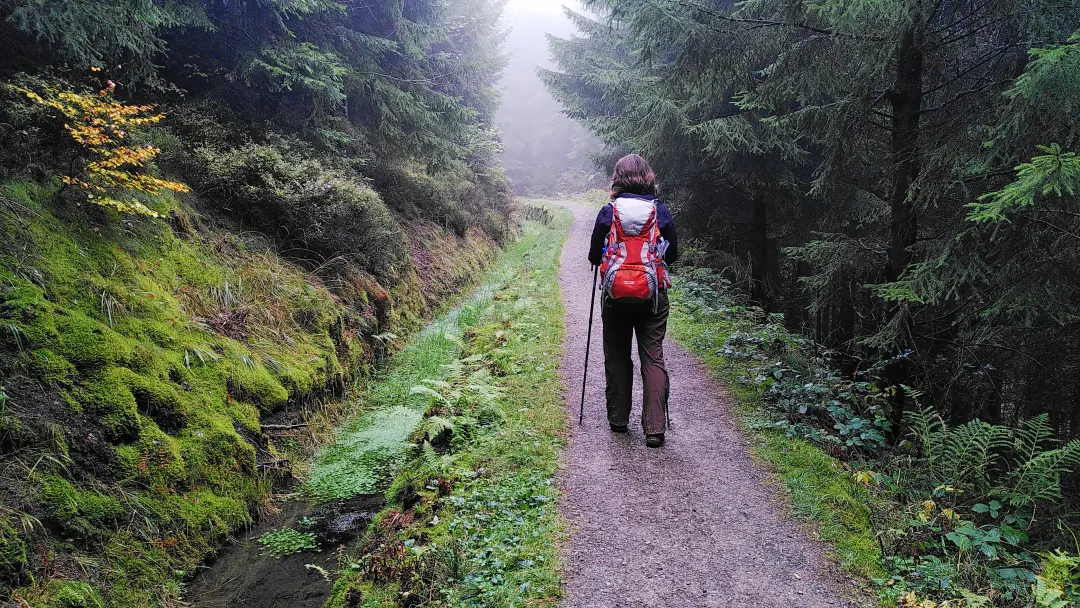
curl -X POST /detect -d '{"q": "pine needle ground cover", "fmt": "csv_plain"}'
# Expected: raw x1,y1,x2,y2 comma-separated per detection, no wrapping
668,269,1080,607
323,208,570,608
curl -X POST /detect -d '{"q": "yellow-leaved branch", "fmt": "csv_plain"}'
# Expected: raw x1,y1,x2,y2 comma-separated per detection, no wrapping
9,79,189,218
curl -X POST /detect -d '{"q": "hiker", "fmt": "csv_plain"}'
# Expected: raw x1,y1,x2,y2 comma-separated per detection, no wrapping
589,154,678,448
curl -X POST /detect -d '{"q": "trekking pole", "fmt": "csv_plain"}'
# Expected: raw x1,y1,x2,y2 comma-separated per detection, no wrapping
579,265,599,425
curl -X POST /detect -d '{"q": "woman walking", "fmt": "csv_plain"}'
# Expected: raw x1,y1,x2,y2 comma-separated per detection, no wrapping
589,154,678,447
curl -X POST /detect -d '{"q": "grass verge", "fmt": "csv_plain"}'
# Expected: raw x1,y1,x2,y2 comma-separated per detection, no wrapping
666,278,885,587
321,207,571,607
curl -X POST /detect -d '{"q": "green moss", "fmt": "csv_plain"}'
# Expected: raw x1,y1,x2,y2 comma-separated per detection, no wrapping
226,399,261,434
0,516,28,583
29,349,77,384
0,278,58,347
38,476,124,540
98,534,179,607
180,415,257,483
126,370,188,431
228,363,288,411
176,488,251,535
113,418,186,487
34,580,106,608
53,312,134,370
3,176,508,605
72,367,141,440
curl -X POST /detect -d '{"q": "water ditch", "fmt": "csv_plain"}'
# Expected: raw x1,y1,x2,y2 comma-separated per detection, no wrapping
182,276,506,607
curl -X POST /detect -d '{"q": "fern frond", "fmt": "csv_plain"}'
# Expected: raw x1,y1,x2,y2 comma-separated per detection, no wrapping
940,420,1009,492
905,404,946,473
1015,414,1056,463
410,385,449,404
1005,439,1080,508
424,416,455,442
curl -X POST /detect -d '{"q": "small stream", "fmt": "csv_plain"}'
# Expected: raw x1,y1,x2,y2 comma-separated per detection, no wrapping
182,272,507,607
183,494,383,608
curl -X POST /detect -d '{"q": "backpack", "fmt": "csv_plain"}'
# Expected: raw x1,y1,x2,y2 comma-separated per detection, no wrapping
600,197,672,308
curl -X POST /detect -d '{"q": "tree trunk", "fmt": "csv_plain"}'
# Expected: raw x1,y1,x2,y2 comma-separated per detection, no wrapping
885,25,924,437
751,197,769,306
886,27,923,284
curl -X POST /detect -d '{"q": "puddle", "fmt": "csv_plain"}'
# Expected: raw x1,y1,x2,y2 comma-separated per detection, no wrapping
184,494,383,608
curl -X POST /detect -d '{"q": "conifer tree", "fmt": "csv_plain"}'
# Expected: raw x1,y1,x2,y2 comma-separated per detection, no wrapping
545,0,1080,430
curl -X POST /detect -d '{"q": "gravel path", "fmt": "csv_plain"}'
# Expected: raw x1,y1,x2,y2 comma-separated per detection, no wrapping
557,202,854,608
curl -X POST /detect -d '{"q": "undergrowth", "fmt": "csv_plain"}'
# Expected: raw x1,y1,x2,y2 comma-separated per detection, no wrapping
322,206,570,608
668,268,1080,608
259,527,318,559
0,178,498,607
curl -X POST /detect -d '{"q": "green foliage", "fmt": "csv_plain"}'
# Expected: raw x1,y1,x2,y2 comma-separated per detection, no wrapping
0,514,29,585
669,269,1080,606
546,0,1080,500
186,139,409,281
0,0,210,81
1034,550,1080,607
0,179,489,605
243,41,348,104
325,212,571,608
259,527,318,558
8,78,190,218
679,269,892,454
967,144,1080,223
0,0,514,605
38,476,124,540
31,580,105,608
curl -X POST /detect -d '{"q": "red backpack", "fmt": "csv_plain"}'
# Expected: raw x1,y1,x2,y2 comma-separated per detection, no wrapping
600,198,671,308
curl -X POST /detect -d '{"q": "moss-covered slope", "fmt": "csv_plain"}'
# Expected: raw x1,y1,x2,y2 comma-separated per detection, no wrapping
0,179,497,606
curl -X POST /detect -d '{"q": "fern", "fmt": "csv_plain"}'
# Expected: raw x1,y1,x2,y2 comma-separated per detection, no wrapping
1015,415,1058,464
905,405,1079,515
905,404,946,473
410,384,449,404
422,416,455,443
939,420,1009,494
1033,576,1069,608
1005,439,1080,508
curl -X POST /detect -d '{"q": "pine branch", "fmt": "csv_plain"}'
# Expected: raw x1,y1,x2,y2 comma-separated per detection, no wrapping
669,0,885,42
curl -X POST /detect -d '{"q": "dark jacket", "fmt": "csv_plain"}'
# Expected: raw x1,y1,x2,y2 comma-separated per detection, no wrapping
588,193,679,267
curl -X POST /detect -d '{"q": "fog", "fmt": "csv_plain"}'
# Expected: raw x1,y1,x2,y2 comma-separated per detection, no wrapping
495,0,604,195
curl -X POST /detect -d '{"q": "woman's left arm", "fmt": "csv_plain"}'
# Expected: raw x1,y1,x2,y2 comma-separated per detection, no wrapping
657,203,679,264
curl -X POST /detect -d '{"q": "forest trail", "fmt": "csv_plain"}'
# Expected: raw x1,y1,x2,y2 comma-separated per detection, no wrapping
557,202,853,608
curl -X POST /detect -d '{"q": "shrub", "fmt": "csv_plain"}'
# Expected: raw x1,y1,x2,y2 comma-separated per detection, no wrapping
187,140,409,281
7,76,189,217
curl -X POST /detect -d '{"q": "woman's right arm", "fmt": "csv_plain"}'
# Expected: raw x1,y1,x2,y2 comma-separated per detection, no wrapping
589,204,613,267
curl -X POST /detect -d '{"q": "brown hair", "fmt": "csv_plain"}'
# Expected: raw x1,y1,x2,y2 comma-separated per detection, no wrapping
610,153,657,199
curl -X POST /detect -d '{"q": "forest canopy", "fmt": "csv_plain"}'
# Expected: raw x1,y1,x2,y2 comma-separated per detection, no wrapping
543,0,1080,439
0,0,513,239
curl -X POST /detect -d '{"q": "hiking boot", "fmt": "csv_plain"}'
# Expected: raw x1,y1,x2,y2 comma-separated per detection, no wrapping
609,423,629,433
645,433,665,448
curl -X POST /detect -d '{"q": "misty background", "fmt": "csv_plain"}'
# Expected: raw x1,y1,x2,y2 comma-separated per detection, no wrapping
495,1,605,195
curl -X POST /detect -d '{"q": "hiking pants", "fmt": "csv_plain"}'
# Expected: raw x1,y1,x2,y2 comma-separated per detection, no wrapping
601,292,670,435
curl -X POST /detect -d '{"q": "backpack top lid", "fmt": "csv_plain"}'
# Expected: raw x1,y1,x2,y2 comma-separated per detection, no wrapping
612,196,656,237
